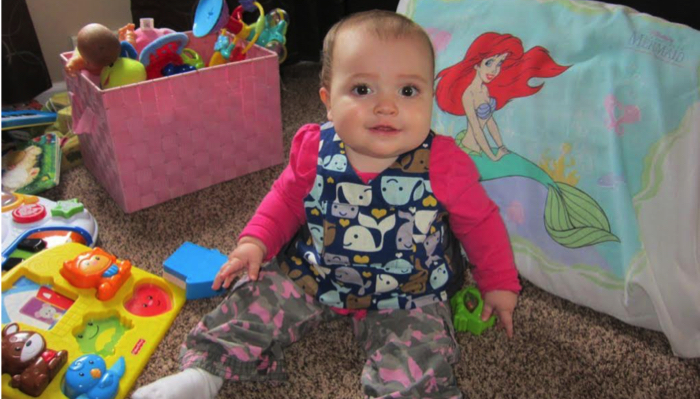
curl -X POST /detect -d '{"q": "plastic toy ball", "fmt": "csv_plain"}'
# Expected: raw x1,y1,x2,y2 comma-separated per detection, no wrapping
100,41,146,89
450,286,496,335
100,57,146,89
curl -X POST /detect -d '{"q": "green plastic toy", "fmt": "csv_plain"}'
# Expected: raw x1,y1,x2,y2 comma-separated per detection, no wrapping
450,286,496,335
181,48,205,69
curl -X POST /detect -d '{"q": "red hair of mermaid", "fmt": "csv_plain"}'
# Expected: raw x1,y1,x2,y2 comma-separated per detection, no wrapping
435,32,569,115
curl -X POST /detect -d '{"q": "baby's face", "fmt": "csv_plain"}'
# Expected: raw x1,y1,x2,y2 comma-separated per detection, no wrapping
320,29,434,167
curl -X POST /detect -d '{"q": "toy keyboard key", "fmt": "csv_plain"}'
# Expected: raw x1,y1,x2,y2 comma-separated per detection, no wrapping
2,257,23,271
18,238,47,252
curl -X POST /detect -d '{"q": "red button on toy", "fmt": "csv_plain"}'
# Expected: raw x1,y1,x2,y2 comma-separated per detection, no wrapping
12,203,47,224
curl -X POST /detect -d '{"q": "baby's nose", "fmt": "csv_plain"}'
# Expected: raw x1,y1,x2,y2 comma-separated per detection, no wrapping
374,97,398,115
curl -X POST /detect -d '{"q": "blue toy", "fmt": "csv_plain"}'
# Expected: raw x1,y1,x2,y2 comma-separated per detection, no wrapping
119,41,138,60
1,110,57,130
193,0,229,38
248,8,289,62
212,30,237,62
163,242,227,300
62,355,126,399
161,63,197,77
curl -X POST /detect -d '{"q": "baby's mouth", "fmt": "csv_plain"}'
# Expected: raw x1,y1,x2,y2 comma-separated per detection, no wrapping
369,125,399,134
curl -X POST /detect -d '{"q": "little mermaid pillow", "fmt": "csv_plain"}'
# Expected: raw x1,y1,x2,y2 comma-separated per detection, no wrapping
399,0,700,357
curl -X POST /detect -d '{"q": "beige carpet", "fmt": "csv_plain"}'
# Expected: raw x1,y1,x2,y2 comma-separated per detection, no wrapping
43,62,699,399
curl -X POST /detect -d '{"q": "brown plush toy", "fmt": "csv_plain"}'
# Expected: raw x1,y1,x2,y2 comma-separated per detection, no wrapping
1,323,68,397
65,23,121,76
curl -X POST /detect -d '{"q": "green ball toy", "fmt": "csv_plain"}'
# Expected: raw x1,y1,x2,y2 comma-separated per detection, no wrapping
100,57,146,89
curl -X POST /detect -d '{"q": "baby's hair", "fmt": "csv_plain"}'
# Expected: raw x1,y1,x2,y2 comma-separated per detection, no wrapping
320,10,435,89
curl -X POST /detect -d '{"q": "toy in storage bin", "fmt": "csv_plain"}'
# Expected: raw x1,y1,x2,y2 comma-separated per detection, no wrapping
59,32,284,213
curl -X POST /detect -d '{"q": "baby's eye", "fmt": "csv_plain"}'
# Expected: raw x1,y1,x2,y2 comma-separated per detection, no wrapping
400,86,419,97
352,85,372,96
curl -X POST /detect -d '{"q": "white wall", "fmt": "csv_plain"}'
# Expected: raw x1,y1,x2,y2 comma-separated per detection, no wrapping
26,0,132,83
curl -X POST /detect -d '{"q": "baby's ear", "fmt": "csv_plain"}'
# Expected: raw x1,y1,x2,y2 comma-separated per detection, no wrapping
319,87,333,122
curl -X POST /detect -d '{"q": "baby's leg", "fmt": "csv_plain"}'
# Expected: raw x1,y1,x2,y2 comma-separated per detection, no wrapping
131,368,222,399
353,301,462,399
132,260,337,399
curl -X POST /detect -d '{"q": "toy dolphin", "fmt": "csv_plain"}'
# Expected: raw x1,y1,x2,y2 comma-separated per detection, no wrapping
62,354,126,399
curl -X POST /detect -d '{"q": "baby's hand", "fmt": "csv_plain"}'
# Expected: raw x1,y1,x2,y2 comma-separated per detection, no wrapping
212,237,267,290
481,290,518,338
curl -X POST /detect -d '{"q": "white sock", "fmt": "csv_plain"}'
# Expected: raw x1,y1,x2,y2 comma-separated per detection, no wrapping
131,367,223,399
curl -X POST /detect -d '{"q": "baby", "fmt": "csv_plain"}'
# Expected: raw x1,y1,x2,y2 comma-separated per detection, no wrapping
133,10,520,399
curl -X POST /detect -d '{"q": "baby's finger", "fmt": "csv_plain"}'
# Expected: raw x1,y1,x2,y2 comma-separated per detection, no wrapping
248,260,262,281
212,259,242,290
212,269,226,291
212,263,231,290
481,303,494,321
222,271,239,289
498,310,514,338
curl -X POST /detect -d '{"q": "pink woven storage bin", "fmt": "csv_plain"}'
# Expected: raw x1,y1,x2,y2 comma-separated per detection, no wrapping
60,32,284,213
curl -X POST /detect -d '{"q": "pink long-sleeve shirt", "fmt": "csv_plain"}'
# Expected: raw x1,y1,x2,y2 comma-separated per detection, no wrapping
241,124,521,294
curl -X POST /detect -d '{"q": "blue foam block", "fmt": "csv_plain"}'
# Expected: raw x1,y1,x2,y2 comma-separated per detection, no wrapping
163,242,227,300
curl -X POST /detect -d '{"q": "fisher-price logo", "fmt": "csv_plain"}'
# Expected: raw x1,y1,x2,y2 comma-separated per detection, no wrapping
132,338,146,355
626,30,685,66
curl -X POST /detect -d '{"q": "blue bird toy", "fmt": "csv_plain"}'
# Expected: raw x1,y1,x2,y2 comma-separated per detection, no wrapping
62,354,126,399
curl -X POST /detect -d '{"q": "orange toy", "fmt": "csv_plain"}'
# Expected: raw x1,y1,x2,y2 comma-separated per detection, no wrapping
60,248,132,301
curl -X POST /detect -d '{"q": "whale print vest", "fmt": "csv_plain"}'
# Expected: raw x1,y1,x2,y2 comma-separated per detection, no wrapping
279,125,464,310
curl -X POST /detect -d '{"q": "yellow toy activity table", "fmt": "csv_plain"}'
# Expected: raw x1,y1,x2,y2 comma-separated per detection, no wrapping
1,243,185,398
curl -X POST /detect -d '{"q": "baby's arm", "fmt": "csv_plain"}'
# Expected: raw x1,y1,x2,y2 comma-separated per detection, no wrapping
431,136,520,336
213,124,321,288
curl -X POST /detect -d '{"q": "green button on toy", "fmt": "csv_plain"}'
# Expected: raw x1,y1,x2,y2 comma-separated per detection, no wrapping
51,199,85,219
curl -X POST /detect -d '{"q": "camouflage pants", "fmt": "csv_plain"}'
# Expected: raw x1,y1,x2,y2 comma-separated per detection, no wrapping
180,260,462,399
